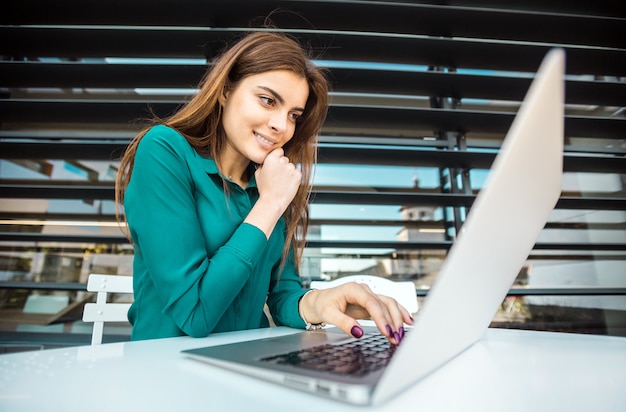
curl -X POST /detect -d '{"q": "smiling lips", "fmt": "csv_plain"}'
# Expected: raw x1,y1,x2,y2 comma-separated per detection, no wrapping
254,132,276,148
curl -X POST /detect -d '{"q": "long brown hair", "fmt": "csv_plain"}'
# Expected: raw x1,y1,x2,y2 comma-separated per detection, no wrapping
115,31,330,272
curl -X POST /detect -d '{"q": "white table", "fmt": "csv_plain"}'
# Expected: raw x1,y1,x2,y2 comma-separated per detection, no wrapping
1,327,625,411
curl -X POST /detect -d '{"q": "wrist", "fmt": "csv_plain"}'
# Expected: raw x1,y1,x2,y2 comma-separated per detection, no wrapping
244,198,284,239
299,290,325,330
256,195,288,217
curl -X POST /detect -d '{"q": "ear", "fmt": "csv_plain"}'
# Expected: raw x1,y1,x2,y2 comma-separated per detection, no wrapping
218,87,228,106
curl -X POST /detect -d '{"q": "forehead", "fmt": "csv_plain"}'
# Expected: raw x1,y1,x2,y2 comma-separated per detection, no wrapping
240,70,309,108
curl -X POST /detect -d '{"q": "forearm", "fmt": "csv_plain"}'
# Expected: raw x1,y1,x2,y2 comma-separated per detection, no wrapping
244,196,286,239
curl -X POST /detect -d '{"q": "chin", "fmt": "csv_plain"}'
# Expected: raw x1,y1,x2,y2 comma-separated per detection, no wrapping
251,152,270,165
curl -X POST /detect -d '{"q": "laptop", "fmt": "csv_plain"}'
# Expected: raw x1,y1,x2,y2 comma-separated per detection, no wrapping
182,48,565,405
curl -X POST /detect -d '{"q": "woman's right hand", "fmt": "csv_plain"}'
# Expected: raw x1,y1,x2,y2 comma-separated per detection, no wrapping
245,148,301,238
255,148,302,210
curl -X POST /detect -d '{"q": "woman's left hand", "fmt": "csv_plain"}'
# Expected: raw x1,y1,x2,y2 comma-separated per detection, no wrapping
298,282,414,345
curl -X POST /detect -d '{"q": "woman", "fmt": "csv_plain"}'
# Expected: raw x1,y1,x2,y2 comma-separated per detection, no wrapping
116,31,412,344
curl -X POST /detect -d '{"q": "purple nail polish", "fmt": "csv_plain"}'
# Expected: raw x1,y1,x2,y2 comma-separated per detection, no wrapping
393,331,401,343
399,326,405,339
410,316,415,325
351,325,364,339
385,324,393,337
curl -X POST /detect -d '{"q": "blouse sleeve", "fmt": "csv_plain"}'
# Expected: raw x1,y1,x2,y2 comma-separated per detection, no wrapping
125,128,269,337
267,248,308,329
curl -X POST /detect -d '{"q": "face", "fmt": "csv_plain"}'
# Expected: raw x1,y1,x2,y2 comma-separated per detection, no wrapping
219,70,309,166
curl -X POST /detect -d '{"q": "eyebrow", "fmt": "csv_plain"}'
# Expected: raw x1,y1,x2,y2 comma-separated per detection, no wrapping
257,86,305,112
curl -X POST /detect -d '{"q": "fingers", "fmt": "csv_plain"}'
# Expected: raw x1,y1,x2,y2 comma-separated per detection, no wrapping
374,295,413,344
305,283,413,345
258,149,298,178
301,288,369,340
352,286,406,345
255,148,301,208
264,147,284,161
263,148,290,166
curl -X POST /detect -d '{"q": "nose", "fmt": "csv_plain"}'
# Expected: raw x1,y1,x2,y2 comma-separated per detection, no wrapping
268,111,289,134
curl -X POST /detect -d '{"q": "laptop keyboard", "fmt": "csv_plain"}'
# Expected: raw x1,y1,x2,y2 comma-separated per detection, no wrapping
260,333,399,377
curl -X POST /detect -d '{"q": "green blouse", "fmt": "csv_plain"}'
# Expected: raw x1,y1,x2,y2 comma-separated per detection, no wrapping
124,125,307,340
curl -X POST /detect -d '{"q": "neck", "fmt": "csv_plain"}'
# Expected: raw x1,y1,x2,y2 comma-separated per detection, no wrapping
221,164,248,182
217,149,250,183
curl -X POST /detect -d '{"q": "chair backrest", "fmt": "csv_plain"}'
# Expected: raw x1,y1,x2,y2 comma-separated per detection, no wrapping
310,275,419,314
82,274,133,345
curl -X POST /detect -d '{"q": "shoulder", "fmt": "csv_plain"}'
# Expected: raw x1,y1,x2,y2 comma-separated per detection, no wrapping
138,125,191,155
132,125,199,177
134,125,218,176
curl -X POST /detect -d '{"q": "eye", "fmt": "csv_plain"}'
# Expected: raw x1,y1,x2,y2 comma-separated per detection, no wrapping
289,112,302,122
259,95,275,106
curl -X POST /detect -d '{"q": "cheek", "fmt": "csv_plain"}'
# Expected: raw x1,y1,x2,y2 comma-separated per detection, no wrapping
221,100,251,136
280,132,298,153
220,113,236,141
222,93,248,122
220,103,236,129
281,128,296,147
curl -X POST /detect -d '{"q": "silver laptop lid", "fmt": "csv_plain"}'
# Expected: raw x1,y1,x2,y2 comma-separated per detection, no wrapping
374,48,565,403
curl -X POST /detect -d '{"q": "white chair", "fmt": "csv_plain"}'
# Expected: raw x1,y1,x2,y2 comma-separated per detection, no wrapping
310,275,418,314
82,274,133,345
